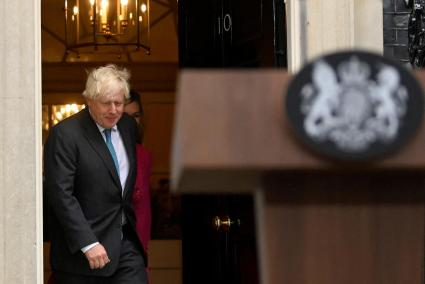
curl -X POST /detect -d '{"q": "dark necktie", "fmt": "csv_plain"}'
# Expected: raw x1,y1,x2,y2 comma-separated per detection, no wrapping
104,129,120,176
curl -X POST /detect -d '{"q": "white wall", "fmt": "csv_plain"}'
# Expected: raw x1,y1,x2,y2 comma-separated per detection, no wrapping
287,0,383,73
0,0,43,283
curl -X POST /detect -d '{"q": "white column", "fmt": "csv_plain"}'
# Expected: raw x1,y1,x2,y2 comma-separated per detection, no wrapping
0,0,43,283
287,0,383,73
354,0,384,53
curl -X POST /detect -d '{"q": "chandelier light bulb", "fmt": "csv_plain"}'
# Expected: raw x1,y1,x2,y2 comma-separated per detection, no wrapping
100,0,108,24
141,4,147,13
73,6,79,15
89,0,95,6
121,0,128,21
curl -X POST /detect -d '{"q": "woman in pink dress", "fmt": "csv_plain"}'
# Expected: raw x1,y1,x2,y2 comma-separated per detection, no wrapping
124,90,152,257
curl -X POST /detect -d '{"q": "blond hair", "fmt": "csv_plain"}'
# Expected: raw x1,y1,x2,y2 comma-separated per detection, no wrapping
83,64,131,100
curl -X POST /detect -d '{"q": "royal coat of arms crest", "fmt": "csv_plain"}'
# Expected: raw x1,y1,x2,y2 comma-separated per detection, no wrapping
286,51,423,161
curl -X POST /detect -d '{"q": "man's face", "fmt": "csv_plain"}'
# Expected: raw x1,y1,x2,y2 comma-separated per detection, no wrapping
86,91,125,129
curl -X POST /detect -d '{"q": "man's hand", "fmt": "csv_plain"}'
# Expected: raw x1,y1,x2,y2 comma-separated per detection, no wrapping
84,244,110,269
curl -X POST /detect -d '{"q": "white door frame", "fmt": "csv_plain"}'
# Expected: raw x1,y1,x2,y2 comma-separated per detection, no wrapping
286,0,383,73
0,0,43,282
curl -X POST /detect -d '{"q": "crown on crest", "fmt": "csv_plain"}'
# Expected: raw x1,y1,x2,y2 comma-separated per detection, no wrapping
338,56,370,84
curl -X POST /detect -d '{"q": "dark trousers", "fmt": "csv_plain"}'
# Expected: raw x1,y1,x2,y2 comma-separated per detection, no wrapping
53,226,147,284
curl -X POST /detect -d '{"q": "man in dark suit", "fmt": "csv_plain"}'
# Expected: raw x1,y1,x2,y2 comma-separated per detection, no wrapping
44,64,147,283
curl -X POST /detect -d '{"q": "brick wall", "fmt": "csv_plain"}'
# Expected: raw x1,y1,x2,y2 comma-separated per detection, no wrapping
383,0,410,64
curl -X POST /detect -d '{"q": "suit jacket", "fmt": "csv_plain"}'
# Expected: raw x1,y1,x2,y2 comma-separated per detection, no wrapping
132,144,152,253
44,108,144,276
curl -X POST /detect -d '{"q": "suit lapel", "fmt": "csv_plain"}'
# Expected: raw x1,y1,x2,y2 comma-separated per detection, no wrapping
80,109,122,189
117,118,136,198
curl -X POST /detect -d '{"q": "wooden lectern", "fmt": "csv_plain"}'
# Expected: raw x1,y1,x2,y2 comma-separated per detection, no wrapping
172,70,425,284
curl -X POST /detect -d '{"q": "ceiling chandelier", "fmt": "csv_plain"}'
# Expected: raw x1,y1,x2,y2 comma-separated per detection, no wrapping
64,0,150,58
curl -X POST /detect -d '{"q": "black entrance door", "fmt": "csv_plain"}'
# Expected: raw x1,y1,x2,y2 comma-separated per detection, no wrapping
181,195,258,284
178,1,287,283
179,0,286,68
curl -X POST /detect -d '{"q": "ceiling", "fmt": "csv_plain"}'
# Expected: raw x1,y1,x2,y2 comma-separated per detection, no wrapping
41,0,178,63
